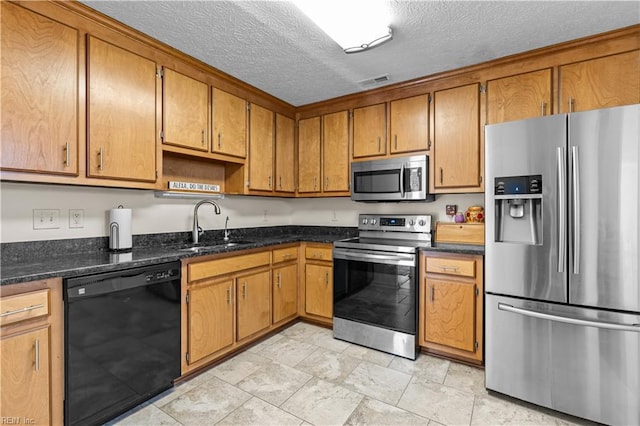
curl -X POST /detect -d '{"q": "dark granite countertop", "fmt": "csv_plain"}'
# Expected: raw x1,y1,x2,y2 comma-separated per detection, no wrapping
0,226,356,286
420,243,485,255
1,226,484,286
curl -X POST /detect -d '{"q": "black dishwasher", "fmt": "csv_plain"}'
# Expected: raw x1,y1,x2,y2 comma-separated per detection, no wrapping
64,262,181,426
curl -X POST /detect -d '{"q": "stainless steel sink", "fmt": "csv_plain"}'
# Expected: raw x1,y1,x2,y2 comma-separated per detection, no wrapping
177,240,254,252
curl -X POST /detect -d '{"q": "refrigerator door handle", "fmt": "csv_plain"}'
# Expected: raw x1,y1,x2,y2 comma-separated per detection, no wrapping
557,147,566,273
571,146,581,275
498,303,640,332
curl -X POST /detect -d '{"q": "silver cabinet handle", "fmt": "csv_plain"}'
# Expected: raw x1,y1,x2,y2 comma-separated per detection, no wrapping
34,339,40,372
324,272,329,286
498,303,640,332
201,129,205,145
439,167,444,185
64,141,70,167
313,177,317,191
277,272,281,288
569,97,574,113
98,147,103,170
268,176,272,189
541,101,546,116
218,133,222,149
557,147,566,273
0,304,45,318
242,282,247,299
571,146,580,275
439,265,459,272
279,176,282,189
377,137,381,152
394,134,398,150
430,286,434,302
325,176,329,190
227,287,231,305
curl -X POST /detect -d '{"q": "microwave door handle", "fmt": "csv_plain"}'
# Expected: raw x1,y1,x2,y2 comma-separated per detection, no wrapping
399,163,405,198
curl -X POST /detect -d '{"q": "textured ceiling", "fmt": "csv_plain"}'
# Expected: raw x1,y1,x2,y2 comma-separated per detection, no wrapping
81,1,639,107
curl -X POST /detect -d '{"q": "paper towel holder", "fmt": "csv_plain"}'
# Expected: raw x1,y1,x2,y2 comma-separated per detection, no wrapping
109,205,133,252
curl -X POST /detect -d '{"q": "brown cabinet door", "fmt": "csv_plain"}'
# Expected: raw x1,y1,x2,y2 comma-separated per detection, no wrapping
353,103,387,158
163,68,209,151
298,117,321,193
1,326,51,425
305,264,332,318
433,83,481,190
273,264,298,323
560,50,640,113
1,3,78,175
187,280,234,363
212,88,247,158
248,104,274,191
424,278,476,352
236,270,271,341
322,111,350,192
390,94,429,154
487,68,552,124
87,36,157,182
275,114,296,193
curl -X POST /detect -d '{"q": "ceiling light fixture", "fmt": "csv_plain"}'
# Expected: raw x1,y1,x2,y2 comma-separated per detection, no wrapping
292,0,393,54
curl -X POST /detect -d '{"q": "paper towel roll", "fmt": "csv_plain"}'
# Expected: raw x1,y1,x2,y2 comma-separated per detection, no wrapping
109,206,132,251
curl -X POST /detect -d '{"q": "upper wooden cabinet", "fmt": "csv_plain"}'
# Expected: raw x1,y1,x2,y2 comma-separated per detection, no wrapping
162,68,209,151
487,68,552,124
212,88,247,158
559,50,640,113
275,114,296,193
248,104,274,191
390,94,430,154
298,117,322,193
432,83,482,192
322,111,350,193
87,36,157,182
1,2,78,176
353,103,387,158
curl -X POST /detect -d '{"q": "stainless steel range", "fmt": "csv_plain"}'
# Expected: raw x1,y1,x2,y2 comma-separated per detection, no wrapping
333,214,432,360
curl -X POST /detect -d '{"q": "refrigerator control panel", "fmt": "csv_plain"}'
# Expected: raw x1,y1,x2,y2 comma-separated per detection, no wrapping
495,175,542,195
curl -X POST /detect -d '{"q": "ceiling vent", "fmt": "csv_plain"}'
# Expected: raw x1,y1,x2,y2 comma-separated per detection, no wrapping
358,74,390,87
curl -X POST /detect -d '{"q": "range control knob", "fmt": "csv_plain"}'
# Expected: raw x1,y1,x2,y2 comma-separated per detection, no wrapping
362,218,369,225
409,219,416,226
418,219,426,226
370,219,377,225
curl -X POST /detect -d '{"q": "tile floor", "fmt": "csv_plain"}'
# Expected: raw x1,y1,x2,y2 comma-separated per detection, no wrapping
108,322,591,426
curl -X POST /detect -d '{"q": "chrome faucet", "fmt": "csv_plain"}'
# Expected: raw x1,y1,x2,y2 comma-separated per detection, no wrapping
223,216,230,242
192,200,221,244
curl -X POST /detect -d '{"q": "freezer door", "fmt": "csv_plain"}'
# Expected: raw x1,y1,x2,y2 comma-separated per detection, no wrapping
486,294,640,425
485,114,567,302
568,104,640,312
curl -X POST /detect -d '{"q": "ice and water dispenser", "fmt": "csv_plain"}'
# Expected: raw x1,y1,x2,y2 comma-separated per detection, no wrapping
494,175,543,245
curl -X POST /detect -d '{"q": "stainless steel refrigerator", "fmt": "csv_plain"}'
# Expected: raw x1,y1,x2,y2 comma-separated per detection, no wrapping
484,104,640,425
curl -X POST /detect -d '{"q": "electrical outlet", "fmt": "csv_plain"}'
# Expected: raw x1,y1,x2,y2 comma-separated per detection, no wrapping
331,211,338,222
33,209,60,230
69,209,85,228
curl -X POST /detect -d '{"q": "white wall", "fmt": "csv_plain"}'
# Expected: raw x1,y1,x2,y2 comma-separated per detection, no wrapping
0,181,484,243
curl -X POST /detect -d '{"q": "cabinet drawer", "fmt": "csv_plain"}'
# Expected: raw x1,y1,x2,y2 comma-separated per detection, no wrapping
1,289,50,326
305,246,332,261
189,251,271,282
426,257,475,278
273,247,298,264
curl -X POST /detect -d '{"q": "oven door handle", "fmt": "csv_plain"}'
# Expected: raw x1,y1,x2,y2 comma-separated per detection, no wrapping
333,248,415,266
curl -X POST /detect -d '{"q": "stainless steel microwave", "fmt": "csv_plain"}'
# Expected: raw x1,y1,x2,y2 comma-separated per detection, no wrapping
351,155,434,202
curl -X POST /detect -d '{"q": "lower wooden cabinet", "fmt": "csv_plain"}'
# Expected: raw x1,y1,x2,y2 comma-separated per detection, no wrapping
419,252,484,364
0,279,63,426
182,245,300,374
301,243,334,323
187,279,234,364
236,270,271,341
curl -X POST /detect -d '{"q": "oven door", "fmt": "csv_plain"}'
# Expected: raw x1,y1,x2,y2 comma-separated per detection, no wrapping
333,247,417,335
